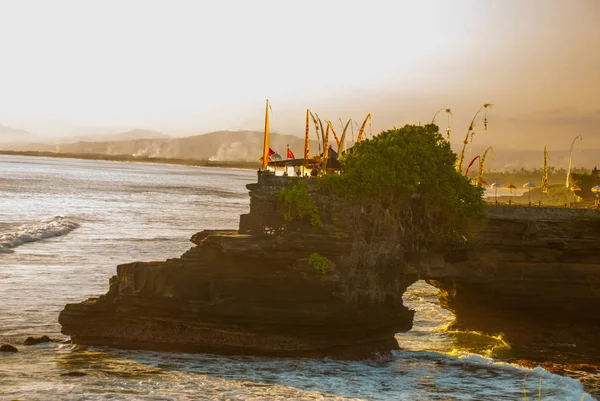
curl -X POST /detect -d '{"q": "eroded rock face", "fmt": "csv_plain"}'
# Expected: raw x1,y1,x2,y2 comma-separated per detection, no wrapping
59,175,417,359
61,174,600,360
425,206,600,357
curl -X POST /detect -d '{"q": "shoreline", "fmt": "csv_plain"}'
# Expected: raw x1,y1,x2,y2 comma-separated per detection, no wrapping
0,150,261,170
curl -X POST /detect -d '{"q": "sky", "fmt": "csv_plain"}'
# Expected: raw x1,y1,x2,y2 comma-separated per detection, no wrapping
0,0,598,149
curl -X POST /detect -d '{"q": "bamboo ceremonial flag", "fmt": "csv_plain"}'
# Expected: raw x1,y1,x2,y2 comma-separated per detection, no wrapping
323,124,329,159
327,121,340,148
304,109,310,167
356,113,371,143
566,135,582,188
261,99,272,168
322,124,329,171
542,146,549,194
478,147,493,185
465,155,480,177
309,112,321,154
318,117,326,153
339,118,352,154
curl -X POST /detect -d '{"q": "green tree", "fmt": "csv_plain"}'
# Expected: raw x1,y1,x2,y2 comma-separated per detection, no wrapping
278,179,323,227
321,124,486,248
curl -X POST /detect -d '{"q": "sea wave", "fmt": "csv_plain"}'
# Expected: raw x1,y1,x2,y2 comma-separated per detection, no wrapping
0,216,80,253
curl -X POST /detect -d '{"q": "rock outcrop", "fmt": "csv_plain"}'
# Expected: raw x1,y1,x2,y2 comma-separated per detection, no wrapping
59,173,600,361
24,335,53,346
0,344,18,352
59,174,416,358
425,206,600,358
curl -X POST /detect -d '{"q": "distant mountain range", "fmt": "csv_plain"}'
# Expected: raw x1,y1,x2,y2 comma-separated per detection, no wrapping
0,124,39,142
55,129,171,143
2,129,319,163
0,125,170,144
1,125,598,170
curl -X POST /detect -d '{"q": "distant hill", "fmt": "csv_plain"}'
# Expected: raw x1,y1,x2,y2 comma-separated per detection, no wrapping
0,124,39,143
6,128,598,169
56,129,171,143
7,130,319,162
106,129,171,141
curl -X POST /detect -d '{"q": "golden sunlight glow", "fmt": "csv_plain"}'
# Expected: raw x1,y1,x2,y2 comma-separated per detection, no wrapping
0,0,598,149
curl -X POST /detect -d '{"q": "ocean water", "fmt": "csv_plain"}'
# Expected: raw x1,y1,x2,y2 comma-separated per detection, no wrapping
0,154,595,401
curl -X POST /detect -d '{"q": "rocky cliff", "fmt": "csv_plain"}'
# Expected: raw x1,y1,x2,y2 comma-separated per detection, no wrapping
59,174,600,361
59,174,416,358
425,206,600,359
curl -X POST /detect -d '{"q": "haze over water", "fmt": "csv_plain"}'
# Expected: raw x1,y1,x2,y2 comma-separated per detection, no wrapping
0,155,594,400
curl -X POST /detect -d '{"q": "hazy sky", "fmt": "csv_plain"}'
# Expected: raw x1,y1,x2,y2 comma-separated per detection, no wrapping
0,0,598,149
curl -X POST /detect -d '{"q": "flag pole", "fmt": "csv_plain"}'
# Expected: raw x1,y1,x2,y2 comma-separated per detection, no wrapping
322,124,329,174
566,135,582,205
304,109,310,174
261,99,270,170
541,146,548,205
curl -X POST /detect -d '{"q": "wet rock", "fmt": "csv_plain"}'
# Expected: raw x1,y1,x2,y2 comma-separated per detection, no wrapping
23,335,52,345
427,206,600,357
60,371,88,377
572,363,599,373
0,344,18,352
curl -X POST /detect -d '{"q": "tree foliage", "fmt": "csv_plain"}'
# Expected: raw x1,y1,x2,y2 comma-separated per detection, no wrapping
309,253,330,275
277,179,323,227
321,124,486,247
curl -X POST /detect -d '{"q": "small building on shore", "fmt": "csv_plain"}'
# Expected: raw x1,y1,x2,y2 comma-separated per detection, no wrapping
266,147,343,177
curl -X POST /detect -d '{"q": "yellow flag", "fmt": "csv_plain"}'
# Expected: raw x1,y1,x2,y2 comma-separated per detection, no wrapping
356,113,371,143
478,146,493,185
322,123,329,172
261,99,271,168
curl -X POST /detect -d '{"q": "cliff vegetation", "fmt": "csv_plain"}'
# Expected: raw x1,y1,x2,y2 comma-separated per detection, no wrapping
320,124,487,251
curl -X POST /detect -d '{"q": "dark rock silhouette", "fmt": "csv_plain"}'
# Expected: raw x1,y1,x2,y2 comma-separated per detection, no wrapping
24,335,53,345
425,205,600,357
0,344,18,352
59,176,600,360
60,175,416,358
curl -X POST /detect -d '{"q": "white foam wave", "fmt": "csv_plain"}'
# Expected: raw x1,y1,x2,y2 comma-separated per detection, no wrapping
0,216,80,253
